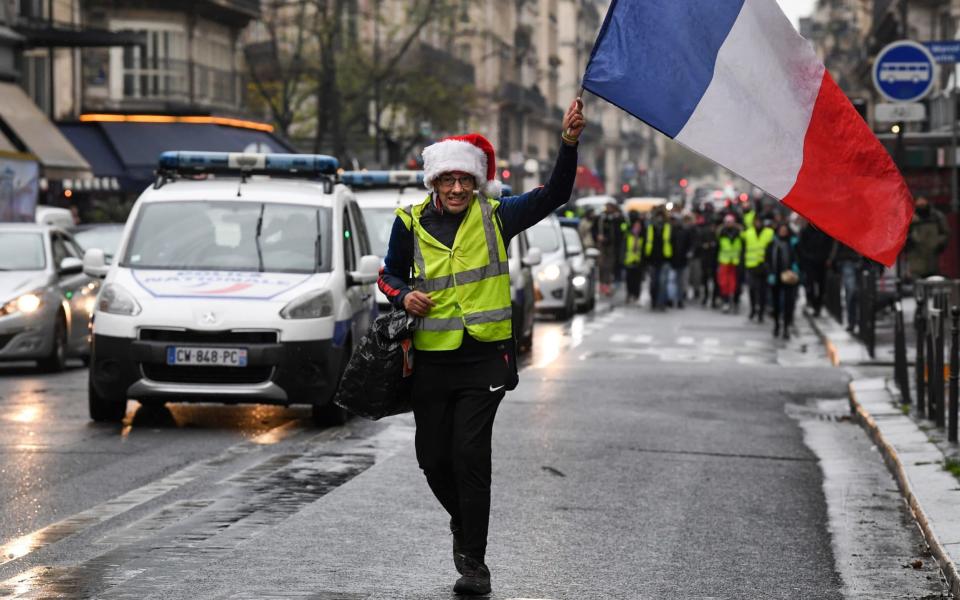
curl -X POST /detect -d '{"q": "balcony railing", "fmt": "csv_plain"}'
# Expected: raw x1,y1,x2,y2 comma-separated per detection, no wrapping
83,56,240,110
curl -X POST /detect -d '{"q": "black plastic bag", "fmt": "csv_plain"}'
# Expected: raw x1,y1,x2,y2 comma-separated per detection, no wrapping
333,309,415,420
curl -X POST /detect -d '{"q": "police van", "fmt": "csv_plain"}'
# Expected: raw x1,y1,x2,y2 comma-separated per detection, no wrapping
83,152,379,425
343,171,540,352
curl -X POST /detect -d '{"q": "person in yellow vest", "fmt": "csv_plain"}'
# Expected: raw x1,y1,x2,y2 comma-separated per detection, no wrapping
716,214,743,313
624,218,644,303
377,99,585,596
742,216,775,322
645,207,672,310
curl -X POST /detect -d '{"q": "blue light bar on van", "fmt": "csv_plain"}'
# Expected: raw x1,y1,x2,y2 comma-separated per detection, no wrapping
158,151,339,177
340,170,424,187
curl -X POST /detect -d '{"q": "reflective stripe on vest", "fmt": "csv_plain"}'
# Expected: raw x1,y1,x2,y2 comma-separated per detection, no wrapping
625,233,642,266
718,235,742,265
396,194,512,351
742,227,774,269
644,223,672,258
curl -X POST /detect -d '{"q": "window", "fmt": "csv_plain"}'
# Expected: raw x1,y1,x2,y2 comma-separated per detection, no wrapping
51,233,72,269
348,202,371,256
342,208,356,271
123,201,332,274
119,24,188,101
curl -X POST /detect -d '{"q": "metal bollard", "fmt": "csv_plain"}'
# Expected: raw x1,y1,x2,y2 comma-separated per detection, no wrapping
935,299,946,428
916,285,927,415
927,304,940,422
894,284,911,405
950,306,959,442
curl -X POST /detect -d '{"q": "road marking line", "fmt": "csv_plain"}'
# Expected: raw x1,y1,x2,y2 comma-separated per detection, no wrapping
634,334,653,344
704,338,720,346
610,334,629,343
677,336,695,345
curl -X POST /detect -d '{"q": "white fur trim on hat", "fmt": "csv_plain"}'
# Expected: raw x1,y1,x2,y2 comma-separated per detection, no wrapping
422,139,487,191
482,180,502,199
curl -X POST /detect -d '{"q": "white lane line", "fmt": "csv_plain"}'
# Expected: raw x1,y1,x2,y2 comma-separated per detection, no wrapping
677,336,696,345
0,419,307,566
703,338,720,347
634,334,653,344
610,334,629,343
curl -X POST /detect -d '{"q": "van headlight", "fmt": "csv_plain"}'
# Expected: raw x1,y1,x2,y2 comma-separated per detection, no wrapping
280,290,334,319
0,292,42,316
98,283,141,316
538,264,561,281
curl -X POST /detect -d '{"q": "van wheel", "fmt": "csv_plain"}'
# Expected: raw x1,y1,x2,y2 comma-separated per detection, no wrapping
88,377,127,422
312,338,353,427
38,314,67,373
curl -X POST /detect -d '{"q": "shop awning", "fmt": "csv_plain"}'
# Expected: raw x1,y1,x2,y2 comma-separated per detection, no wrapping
0,82,90,179
58,121,297,192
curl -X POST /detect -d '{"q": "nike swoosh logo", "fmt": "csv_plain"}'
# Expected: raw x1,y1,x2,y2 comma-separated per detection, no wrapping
489,385,505,392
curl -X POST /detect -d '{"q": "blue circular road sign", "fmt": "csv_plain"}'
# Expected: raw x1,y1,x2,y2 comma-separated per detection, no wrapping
873,41,937,102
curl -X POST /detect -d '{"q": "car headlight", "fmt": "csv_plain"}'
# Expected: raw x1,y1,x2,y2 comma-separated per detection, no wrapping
572,275,587,288
0,292,43,316
280,289,334,319
538,264,561,281
98,283,142,316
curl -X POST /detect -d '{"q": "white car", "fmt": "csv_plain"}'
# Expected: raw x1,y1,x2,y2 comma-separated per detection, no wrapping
83,152,379,425
529,215,576,319
559,222,599,312
345,171,540,352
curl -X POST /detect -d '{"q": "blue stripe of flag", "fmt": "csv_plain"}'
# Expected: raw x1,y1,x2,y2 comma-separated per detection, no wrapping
583,0,746,138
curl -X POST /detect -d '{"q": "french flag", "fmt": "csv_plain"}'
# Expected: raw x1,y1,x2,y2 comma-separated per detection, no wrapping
582,0,913,266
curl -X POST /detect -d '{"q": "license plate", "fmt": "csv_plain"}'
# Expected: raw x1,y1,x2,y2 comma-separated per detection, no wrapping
166,346,248,367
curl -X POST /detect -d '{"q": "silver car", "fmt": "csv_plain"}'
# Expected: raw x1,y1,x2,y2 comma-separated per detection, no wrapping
0,225,97,370
529,216,576,319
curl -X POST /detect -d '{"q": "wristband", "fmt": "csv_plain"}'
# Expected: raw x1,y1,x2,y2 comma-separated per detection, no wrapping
561,131,579,145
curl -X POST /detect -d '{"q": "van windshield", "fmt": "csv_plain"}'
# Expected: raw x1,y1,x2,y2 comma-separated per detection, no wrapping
528,222,561,253
122,201,332,273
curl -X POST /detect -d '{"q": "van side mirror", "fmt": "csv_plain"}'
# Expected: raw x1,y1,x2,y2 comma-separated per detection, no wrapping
83,248,109,279
522,247,542,267
585,247,601,259
349,254,380,286
59,257,83,275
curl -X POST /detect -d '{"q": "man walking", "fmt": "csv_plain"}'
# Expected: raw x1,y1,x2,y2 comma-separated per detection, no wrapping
716,214,742,313
796,218,831,317
377,99,585,595
742,215,774,322
644,207,672,310
907,196,950,279
624,218,644,304
597,201,625,296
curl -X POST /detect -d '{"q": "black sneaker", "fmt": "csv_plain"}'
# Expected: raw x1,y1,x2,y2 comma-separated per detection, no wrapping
453,554,491,596
451,520,464,574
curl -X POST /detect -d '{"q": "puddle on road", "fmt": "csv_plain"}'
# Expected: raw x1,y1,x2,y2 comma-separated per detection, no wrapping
789,398,951,599
0,424,409,599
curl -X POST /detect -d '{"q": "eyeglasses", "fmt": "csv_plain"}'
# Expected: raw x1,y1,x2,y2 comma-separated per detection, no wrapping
437,174,476,188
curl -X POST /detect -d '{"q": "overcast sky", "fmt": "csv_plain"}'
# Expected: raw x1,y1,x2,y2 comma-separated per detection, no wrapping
777,0,815,27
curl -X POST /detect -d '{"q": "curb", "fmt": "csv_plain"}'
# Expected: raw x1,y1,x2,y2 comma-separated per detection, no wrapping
848,383,960,598
805,311,959,596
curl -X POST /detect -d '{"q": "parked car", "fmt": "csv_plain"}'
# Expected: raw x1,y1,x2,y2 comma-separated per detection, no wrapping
84,152,379,425
35,205,75,228
0,224,97,371
344,172,540,352
71,223,125,263
559,219,599,312
528,215,576,319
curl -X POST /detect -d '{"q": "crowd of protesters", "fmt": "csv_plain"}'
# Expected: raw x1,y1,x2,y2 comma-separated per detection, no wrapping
566,193,952,341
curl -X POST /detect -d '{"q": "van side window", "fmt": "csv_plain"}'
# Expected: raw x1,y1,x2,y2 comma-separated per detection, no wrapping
343,208,356,271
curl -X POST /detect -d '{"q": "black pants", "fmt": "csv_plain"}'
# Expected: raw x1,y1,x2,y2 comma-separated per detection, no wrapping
625,266,643,300
772,283,798,327
413,355,508,562
802,263,826,314
747,267,767,318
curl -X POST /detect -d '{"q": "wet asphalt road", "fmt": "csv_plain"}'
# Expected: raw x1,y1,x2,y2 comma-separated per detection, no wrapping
0,296,951,599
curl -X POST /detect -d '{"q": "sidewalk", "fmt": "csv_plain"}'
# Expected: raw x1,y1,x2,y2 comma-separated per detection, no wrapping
807,309,960,598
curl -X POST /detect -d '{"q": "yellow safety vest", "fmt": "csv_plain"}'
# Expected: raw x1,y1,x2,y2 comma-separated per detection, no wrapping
645,223,672,258
625,233,643,266
718,234,742,266
396,195,512,351
742,226,774,269
744,209,756,230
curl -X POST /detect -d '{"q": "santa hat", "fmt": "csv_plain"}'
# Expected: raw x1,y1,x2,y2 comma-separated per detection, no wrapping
422,133,503,198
